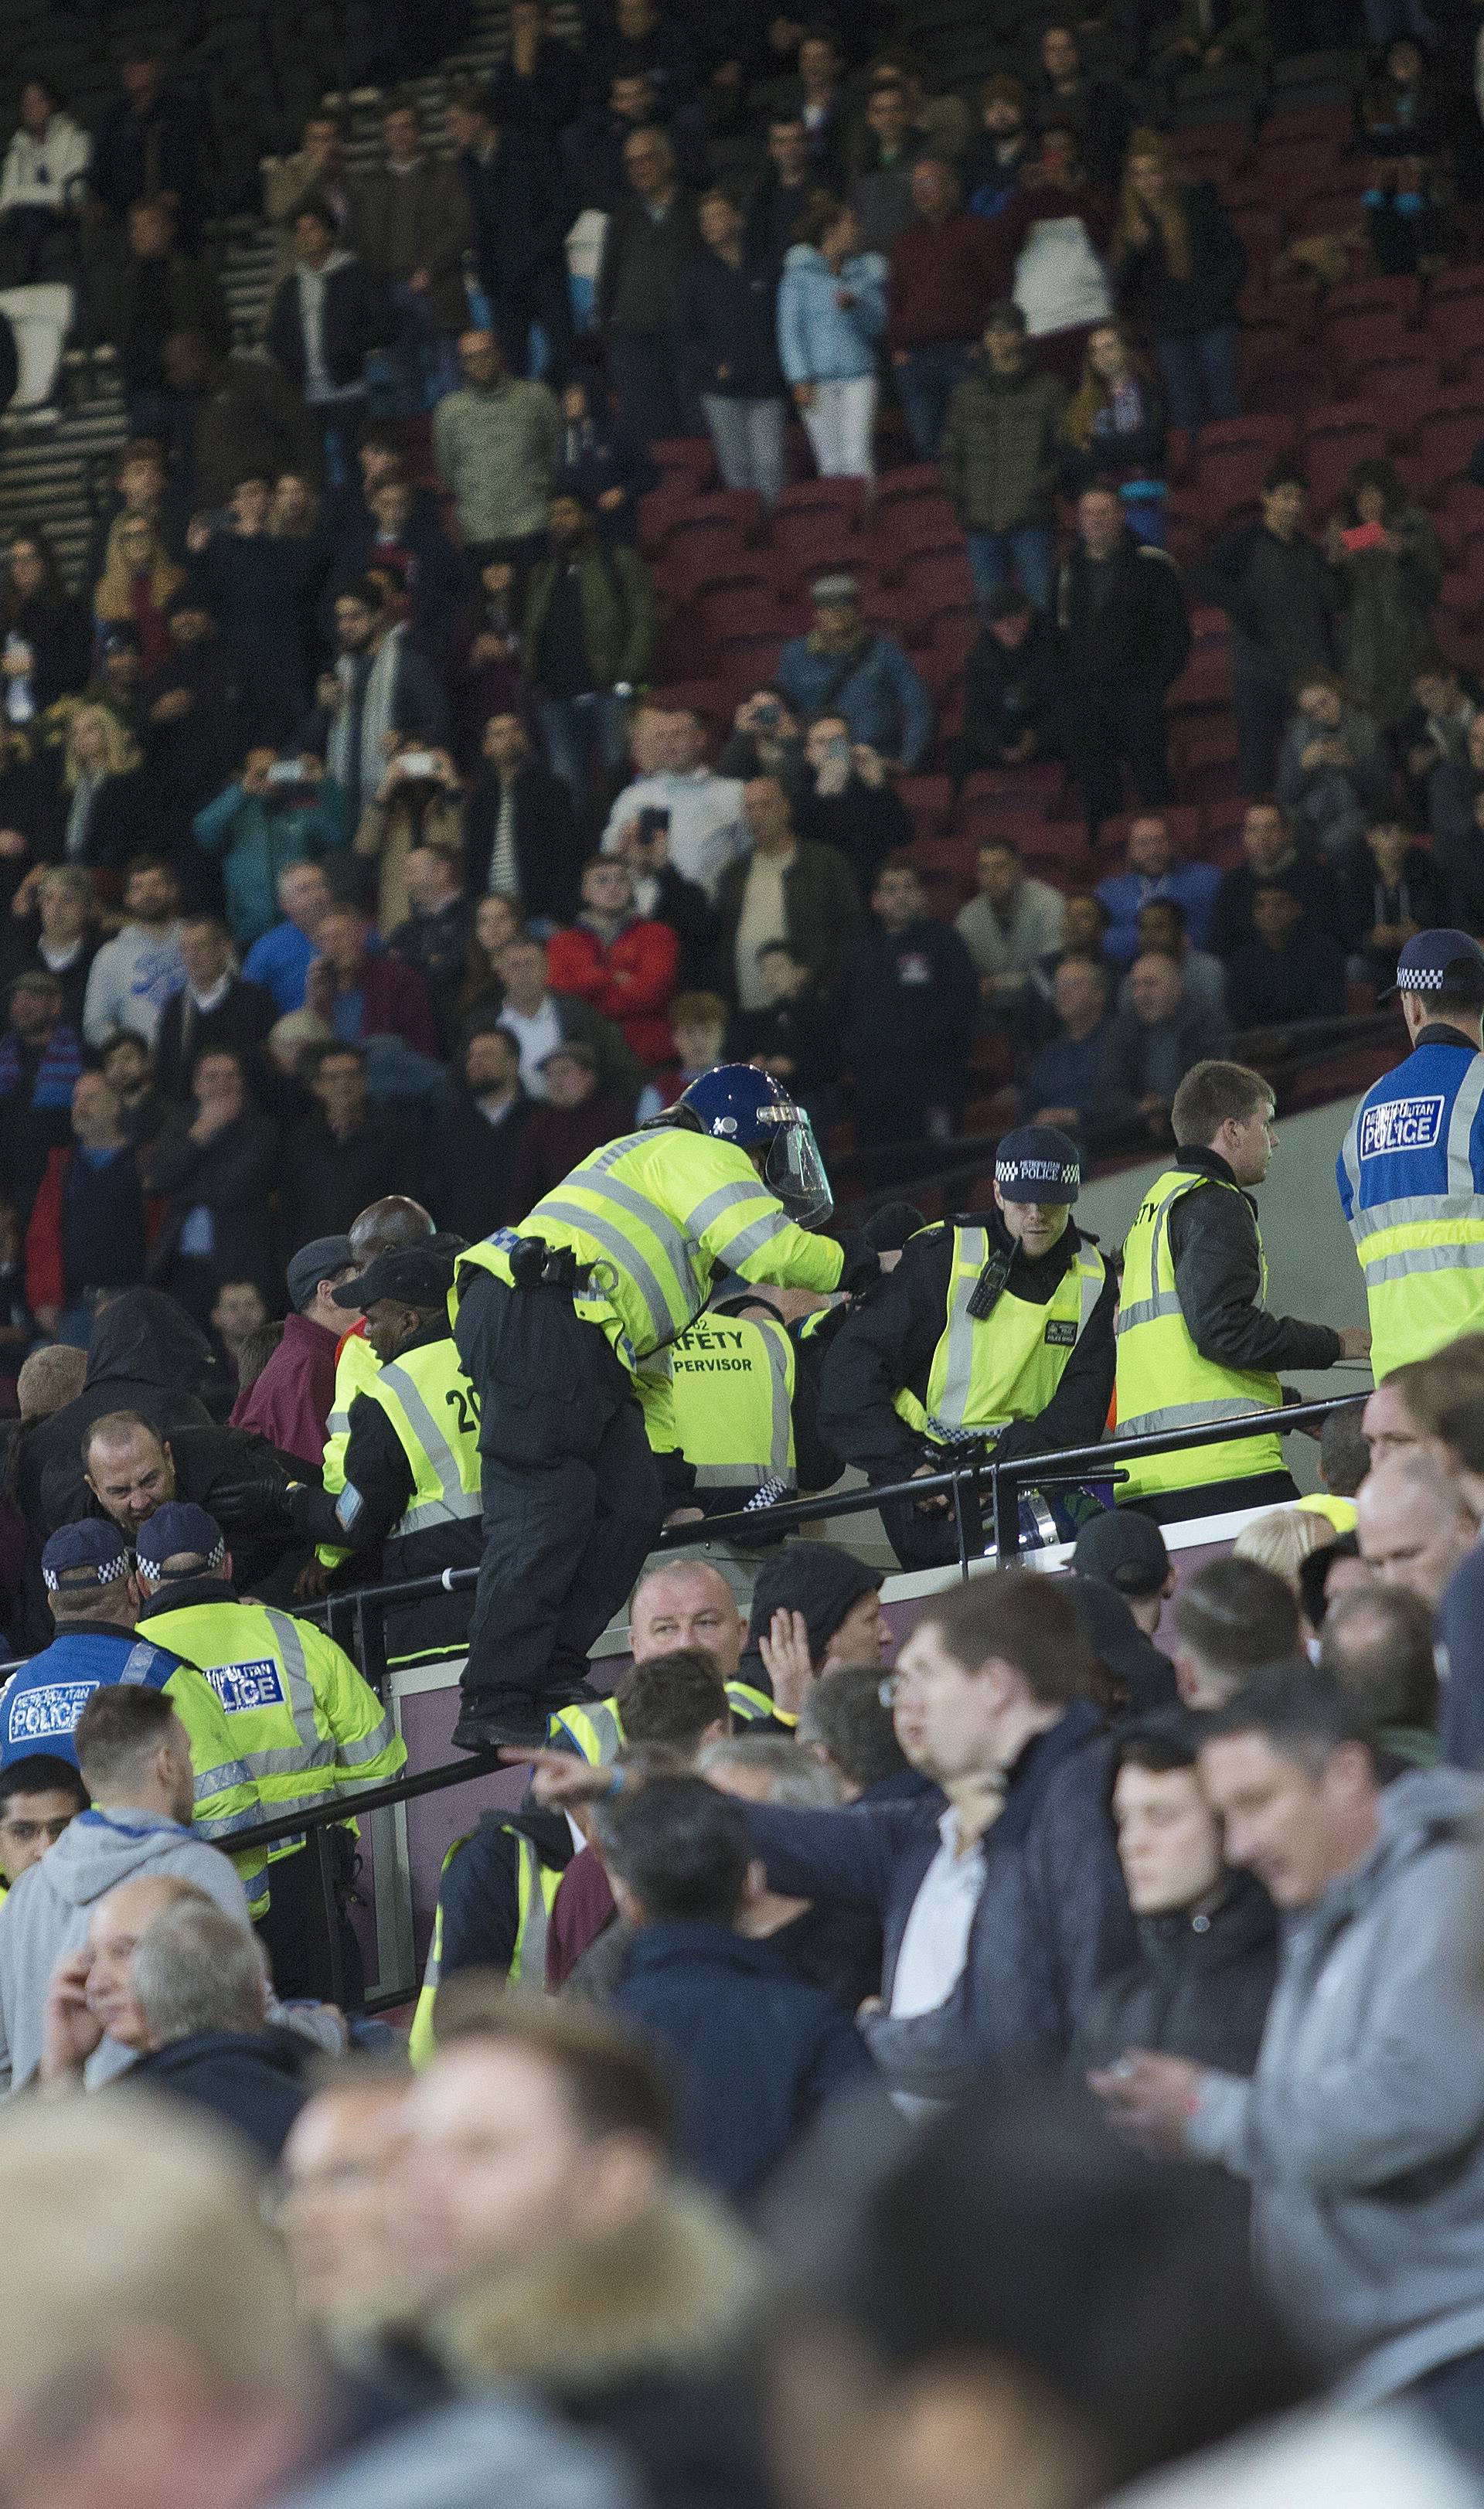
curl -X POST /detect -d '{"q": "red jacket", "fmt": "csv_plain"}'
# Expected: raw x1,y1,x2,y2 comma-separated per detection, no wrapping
544,916,679,1066
886,211,999,351
231,1309,340,1468
311,949,440,1059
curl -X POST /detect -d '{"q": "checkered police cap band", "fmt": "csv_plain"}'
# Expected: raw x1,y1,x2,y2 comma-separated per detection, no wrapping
137,1532,226,1577
44,1547,131,1592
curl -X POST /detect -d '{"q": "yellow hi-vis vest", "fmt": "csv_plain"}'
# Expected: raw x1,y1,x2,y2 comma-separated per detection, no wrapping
455,1127,843,1450
138,1596,407,1860
893,1225,1106,1447
359,1333,482,1543
1115,1166,1284,1500
408,1826,563,2067
669,1309,796,1491
550,1673,774,1763
318,1329,382,1568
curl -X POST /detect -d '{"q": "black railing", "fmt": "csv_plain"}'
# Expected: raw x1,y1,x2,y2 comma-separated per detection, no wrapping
206,1387,1361,2016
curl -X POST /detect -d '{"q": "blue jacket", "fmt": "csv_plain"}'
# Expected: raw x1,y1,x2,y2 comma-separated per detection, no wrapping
241,919,318,1015
744,1700,1135,2102
1337,1032,1484,1229
1023,1016,1112,1131
777,632,932,768
193,779,350,952
776,244,887,384
1094,862,1222,963
611,1920,872,2204
2,1624,192,1765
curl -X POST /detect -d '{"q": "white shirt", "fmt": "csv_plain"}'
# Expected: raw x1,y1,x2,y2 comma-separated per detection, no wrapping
733,849,791,1008
499,996,562,1098
889,1805,986,2021
600,769,748,902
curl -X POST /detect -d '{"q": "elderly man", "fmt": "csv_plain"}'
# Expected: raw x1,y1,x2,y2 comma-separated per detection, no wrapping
778,575,932,770
1094,950,1229,1145
1356,1452,1477,1610
432,329,560,560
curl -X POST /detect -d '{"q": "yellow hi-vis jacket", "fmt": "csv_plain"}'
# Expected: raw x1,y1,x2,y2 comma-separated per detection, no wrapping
408,1824,563,2066
358,1333,482,1546
893,1223,1106,1445
1115,1166,1284,1500
318,1326,382,1569
669,1309,797,1492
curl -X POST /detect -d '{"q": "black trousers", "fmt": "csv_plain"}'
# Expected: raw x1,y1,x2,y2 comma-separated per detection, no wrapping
1232,669,1292,798
256,1833,365,2007
454,1269,665,1705
492,266,575,388
1122,1468,1298,1527
1062,676,1171,836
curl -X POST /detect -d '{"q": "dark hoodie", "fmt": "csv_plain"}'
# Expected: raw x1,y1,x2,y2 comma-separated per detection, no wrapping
123,2024,312,2160
1073,1871,1278,2077
733,1540,883,1711
18,1286,223,1527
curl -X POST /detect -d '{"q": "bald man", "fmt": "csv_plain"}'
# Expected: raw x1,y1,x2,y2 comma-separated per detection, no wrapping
1356,1454,1477,1611
39,1874,213,2087
548,1559,755,1759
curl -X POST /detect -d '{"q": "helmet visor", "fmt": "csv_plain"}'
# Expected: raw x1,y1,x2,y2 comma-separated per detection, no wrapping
763,1109,834,1227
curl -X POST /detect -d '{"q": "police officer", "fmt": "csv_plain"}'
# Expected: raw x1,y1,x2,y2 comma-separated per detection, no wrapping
1339,928,1484,1380
5,1522,270,1917
316,1194,437,1575
1119,1060,1367,1521
407,1805,574,2065
289,1244,478,1662
132,1501,407,1998
451,1066,888,1752
822,1127,1116,1569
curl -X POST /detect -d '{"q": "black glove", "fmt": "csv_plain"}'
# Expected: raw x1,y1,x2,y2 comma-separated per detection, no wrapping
208,1472,295,1536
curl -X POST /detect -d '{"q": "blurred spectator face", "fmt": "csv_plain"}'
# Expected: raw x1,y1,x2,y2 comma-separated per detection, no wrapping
400,2039,661,2296
547,493,587,544
404,848,460,914
120,51,163,107
744,777,795,852
1126,147,1167,212
83,1879,186,2052
812,594,860,645
293,207,335,269
975,843,1020,905
1053,955,1107,1032
277,2084,408,2325
126,199,173,260
334,593,378,654
995,1186,1067,1259
124,863,179,926
193,1051,245,1122
7,976,60,1042
86,1420,176,1538
475,893,522,957
1062,894,1106,953
983,89,1025,138
803,713,850,774
866,83,910,148
1356,1462,1475,1607
359,436,403,494
458,330,502,389
1087,322,1131,384
1128,952,1182,1024
624,129,672,199
1112,1759,1224,1915
19,81,55,136
483,713,529,776
316,908,368,978
302,114,343,172
0,1782,80,1883
213,1281,267,1343
886,1618,1002,1782
168,599,213,647
611,73,656,124
1261,477,1306,539
369,478,414,538
800,35,838,87
617,0,655,33
1298,679,1343,731
1042,23,1080,79
179,919,232,994
1241,805,1288,874
1412,666,1457,719
39,872,92,945
1125,815,1170,878
874,864,925,931
71,1071,122,1146
1077,489,1123,560
910,159,957,220
1251,886,1303,951
542,1049,598,1110
445,100,487,153
653,708,706,774
1363,1377,1422,1466
699,192,742,254
118,451,165,512
313,1047,368,1129
101,1033,151,1095
983,311,1026,373
987,597,1033,647
465,1028,521,1096
278,860,329,935
383,104,421,163
582,858,634,920
632,1562,743,1674
1137,899,1184,957
7,537,46,599
768,118,809,180
273,472,315,531
497,938,550,1010
1353,476,1389,527
756,944,808,1006
100,642,141,703
1200,1728,1377,1909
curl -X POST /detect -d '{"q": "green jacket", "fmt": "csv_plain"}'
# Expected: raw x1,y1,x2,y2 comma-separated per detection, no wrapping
940,363,1069,534
522,535,662,694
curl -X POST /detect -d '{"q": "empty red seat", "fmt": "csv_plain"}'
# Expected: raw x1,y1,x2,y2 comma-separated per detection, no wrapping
1410,411,1484,502
1350,355,1442,449
1194,413,1297,465
897,774,954,838
774,477,866,526
1322,308,1410,390
1171,716,1240,803
900,546,975,608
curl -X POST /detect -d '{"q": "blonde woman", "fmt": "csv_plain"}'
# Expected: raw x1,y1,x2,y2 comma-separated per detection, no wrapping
92,511,184,678
1233,1505,1333,1597
60,702,148,870
1061,318,1167,541
1111,130,1246,435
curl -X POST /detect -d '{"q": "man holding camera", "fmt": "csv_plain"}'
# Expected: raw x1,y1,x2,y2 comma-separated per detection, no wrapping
601,700,747,900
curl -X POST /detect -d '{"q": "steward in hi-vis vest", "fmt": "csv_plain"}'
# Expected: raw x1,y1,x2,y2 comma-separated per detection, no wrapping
822,1126,1116,1568
666,1275,844,1523
448,1065,887,1755
290,1244,479,1663
1118,1059,1367,1522
408,1807,575,2065
1339,928,1484,1383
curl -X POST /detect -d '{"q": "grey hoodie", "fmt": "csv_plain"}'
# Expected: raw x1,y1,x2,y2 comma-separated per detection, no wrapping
1186,1766,1484,2397
267,2395,636,2509
0,1805,250,2095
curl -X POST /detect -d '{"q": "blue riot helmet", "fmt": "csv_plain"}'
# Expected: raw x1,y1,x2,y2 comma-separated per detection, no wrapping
667,1064,835,1227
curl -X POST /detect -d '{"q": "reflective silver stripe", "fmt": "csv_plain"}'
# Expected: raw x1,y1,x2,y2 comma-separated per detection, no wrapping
1119,1397,1278,1433
326,1409,350,1439
1077,1258,1104,1336
551,1700,623,1762
237,1745,337,1779
192,1755,258,1798
194,1799,270,1841
119,1642,163,1686
574,1172,703,1312
1340,1106,1362,1219
1447,1056,1484,1197
379,1358,477,1537
512,1836,550,1987
710,1208,791,1269
688,1177,767,1237
337,1713,399,1772
262,1609,329,1757
1363,1241,1484,1284
1350,1193,1484,1241
1115,1288,1184,1333
587,1132,648,1174
938,1225,988,1429
536,1197,676,1346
